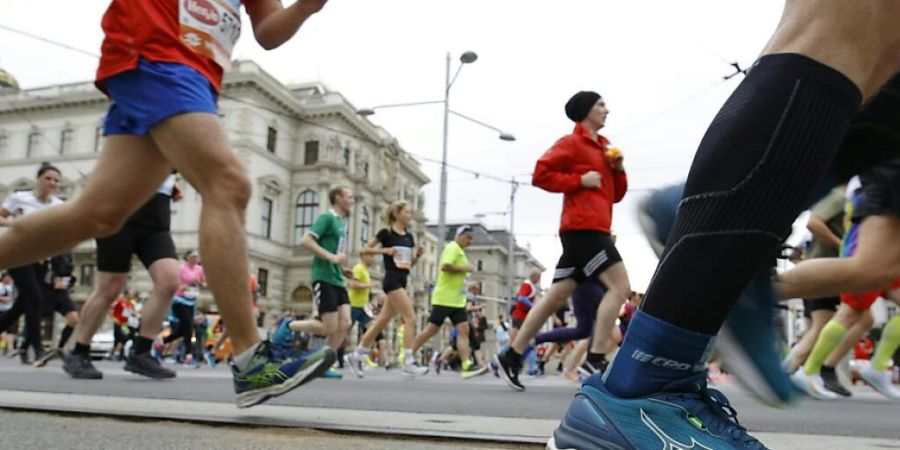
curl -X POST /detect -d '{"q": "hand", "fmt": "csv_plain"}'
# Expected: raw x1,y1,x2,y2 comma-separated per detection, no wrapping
330,253,348,265
415,246,425,257
466,264,476,273
581,171,601,188
607,153,625,172
383,247,396,256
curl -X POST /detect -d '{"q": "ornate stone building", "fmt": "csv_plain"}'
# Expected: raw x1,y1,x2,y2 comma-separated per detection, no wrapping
0,61,431,327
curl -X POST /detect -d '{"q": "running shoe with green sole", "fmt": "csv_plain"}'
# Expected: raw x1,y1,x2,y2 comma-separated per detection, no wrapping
232,342,335,408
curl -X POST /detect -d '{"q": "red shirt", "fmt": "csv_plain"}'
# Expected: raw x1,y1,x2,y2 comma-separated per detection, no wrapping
97,0,252,92
532,124,628,233
111,297,132,326
511,280,537,321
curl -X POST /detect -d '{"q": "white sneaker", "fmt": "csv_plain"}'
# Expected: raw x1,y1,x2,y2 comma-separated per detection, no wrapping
345,353,364,379
790,369,839,400
402,363,429,377
859,365,900,401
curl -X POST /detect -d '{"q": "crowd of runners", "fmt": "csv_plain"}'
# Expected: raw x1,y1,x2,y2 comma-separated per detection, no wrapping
0,0,898,449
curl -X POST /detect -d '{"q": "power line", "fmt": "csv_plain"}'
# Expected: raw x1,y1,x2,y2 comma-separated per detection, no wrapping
0,23,100,59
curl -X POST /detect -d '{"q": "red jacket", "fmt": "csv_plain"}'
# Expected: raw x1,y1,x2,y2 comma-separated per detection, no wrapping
533,124,627,233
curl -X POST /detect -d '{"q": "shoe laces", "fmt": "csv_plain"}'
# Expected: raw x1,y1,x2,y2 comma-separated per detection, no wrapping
664,386,766,449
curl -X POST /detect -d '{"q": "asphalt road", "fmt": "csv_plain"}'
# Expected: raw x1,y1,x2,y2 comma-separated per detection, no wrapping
0,358,897,440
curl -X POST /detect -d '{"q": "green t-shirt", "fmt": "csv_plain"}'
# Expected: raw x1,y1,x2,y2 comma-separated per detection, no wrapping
348,262,371,308
309,211,347,287
431,241,468,308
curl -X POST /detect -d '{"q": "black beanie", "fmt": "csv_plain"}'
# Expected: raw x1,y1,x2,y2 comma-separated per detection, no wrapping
565,91,601,122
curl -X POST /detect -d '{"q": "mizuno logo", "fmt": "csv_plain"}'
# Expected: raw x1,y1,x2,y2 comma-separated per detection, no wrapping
640,409,714,450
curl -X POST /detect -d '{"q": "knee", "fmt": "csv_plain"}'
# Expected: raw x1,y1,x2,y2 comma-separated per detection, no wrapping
65,312,78,326
200,167,252,211
78,203,128,238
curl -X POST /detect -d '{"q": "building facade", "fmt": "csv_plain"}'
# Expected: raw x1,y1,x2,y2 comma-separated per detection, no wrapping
0,61,431,327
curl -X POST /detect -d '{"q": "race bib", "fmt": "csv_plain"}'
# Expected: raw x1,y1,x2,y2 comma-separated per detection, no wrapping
53,277,70,290
179,0,242,70
184,285,201,299
393,246,412,270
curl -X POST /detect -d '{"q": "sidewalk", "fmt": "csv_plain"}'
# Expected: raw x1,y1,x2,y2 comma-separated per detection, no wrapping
0,389,896,449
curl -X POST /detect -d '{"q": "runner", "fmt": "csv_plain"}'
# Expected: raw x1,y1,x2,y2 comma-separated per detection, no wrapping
509,269,541,344
0,163,66,364
162,250,205,364
347,252,379,353
347,201,429,378
0,1,335,407
533,280,604,378
0,273,15,355
549,2,900,447
63,175,181,379
410,225,488,379
31,250,80,367
290,186,354,358
496,91,630,392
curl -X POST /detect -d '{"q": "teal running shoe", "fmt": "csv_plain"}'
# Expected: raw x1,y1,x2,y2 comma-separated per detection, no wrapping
232,342,334,408
548,374,769,450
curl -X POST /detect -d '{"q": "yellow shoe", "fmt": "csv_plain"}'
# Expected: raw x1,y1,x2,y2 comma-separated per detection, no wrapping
363,355,378,368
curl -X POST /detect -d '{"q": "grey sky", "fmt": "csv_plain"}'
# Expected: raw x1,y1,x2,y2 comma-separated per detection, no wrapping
0,1,795,291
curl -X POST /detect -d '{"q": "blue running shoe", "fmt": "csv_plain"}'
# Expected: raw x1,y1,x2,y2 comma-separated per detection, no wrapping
637,184,797,407
548,375,769,450
231,342,335,408
322,366,344,379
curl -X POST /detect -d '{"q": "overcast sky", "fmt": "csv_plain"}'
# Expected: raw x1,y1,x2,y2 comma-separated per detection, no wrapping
1,1,801,291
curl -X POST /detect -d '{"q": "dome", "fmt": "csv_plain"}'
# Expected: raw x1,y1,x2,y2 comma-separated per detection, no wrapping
0,68,20,90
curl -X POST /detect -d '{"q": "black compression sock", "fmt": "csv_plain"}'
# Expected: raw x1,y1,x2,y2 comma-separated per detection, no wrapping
58,325,73,350
641,53,862,334
134,336,153,355
587,352,606,365
73,342,91,356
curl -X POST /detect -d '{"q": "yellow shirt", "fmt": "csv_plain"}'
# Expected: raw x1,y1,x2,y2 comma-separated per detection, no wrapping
348,262,371,308
431,241,468,308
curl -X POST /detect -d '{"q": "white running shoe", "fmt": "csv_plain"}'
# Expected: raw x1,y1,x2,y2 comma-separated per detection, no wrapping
402,363,429,377
790,369,839,400
859,364,900,401
345,353,364,379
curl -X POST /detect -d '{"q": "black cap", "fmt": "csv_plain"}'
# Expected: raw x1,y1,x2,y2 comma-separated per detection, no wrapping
565,91,601,122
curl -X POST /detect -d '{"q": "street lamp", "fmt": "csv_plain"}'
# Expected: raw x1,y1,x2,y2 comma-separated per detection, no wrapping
473,178,518,304
357,51,515,356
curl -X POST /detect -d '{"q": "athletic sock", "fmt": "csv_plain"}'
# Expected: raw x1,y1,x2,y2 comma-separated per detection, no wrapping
134,336,153,355
72,342,91,357
505,347,522,362
232,342,262,372
403,348,414,365
587,352,606,365
638,53,861,334
602,311,714,397
355,345,369,357
462,359,473,371
57,325,74,350
803,320,846,376
872,315,900,371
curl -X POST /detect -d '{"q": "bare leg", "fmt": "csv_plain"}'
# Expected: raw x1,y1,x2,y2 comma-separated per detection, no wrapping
75,273,128,346
589,263,630,354
290,318,328,336
455,322,472,365
139,258,180,339
149,113,256,354
511,279,577,354
358,293,398,349
786,308,835,373
413,323,441,353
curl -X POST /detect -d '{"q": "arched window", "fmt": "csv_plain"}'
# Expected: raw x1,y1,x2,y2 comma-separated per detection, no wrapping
294,189,318,244
360,206,370,245
291,285,314,315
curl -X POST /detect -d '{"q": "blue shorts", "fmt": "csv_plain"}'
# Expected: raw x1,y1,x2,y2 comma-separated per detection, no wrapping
351,307,372,328
103,59,218,136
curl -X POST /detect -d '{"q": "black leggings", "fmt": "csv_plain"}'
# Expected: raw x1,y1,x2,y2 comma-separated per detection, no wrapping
164,302,195,357
0,264,44,355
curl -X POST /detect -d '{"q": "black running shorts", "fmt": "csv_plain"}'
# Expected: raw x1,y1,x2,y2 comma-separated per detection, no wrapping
553,230,623,283
314,281,349,314
96,224,177,273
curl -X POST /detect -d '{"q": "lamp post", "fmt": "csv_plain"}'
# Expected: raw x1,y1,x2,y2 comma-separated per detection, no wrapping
474,178,518,304
357,51,516,355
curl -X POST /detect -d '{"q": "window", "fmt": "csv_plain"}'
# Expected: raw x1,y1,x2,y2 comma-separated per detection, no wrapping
266,126,277,153
257,268,269,297
304,140,319,165
476,260,484,272
60,128,74,155
261,197,273,239
343,147,351,167
360,206,370,245
0,133,8,158
26,131,41,158
94,126,104,152
294,189,318,244
80,264,95,287
363,162,369,177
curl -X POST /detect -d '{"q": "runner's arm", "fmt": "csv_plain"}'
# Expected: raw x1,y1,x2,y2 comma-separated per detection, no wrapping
0,208,12,227
246,0,329,50
300,233,342,264
532,139,582,193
